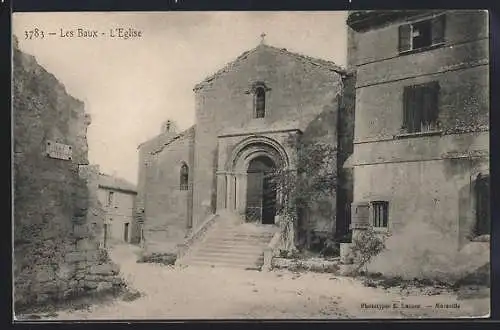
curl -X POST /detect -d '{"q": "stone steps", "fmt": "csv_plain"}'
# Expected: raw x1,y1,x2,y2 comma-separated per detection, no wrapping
178,215,278,269
184,259,263,270
191,245,266,255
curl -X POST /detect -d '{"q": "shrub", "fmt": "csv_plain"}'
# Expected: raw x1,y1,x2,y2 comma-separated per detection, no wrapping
350,227,386,274
137,252,177,266
319,238,340,258
278,249,301,259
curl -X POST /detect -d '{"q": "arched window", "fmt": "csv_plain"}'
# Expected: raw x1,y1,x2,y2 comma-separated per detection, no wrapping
475,173,490,236
255,86,266,118
180,163,189,190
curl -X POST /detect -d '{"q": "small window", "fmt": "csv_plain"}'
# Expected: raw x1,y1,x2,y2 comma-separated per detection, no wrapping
107,191,114,206
403,81,440,133
399,15,445,53
475,174,490,236
180,163,189,190
371,201,389,228
255,86,266,118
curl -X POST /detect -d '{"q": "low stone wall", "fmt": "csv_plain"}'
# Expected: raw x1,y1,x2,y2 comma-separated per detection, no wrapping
272,257,340,273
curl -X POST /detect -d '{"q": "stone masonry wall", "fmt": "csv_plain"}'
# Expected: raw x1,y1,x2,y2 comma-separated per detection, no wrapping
140,126,195,254
192,44,345,231
347,10,489,280
134,124,182,245
13,40,123,311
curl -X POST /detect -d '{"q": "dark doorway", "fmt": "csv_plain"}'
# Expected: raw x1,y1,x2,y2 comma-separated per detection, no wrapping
103,223,109,248
124,223,130,242
246,155,277,224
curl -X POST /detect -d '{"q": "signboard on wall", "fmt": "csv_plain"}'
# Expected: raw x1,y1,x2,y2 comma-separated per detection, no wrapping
46,140,72,160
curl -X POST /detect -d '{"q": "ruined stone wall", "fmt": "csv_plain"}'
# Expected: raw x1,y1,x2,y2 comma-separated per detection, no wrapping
347,10,489,280
13,42,123,311
192,45,345,231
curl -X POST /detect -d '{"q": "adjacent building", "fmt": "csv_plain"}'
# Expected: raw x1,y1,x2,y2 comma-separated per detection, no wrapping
346,10,490,279
98,173,138,247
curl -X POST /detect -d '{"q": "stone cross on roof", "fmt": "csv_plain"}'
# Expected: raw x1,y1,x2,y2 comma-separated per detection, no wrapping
260,32,267,44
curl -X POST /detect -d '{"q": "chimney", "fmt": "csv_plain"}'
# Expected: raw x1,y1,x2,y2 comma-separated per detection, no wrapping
161,119,178,134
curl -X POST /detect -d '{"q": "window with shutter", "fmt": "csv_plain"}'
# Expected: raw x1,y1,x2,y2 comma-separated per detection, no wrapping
398,14,446,54
402,82,440,133
371,201,389,228
398,24,412,53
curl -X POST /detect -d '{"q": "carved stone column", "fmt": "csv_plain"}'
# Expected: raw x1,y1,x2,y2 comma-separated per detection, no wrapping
236,172,247,217
226,173,236,211
216,171,227,211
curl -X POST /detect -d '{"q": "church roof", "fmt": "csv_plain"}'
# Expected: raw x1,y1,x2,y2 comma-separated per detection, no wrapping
193,43,347,92
148,124,196,156
98,173,137,194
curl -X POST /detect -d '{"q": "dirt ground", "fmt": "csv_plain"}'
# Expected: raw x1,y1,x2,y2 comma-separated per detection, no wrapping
22,244,490,320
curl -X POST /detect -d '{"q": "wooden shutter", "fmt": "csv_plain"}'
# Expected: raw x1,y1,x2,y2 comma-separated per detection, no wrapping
382,202,388,227
403,86,410,131
403,85,421,133
431,14,446,45
398,24,412,53
414,86,424,133
421,82,440,129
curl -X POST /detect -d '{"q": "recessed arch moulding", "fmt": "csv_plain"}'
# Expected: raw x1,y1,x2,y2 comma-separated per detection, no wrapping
215,132,299,220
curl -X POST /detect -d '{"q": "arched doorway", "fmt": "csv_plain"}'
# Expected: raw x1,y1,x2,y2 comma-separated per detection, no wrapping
246,155,277,224
217,135,290,224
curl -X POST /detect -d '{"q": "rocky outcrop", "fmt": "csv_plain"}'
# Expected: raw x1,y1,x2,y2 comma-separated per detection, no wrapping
13,37,124,311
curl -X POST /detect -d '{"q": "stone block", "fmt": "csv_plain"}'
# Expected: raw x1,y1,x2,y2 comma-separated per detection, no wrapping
35,267,55,283
85,250,99,261
36,293,50,304
96,282,113,293
75,261,88,270
84,275,100,282
76,238,97,251
65,251,86,263
39,281,59,294
89,263,115,276
340,243,354,264
83,281,98,289
56,264,75,281
72,224,90,239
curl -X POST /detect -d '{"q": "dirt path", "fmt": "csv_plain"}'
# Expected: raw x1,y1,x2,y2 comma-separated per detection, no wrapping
41,245,489,320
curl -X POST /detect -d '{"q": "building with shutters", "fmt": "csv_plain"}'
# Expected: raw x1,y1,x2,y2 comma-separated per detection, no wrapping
345,10,490,280
97,173,138,247
135,41,355,256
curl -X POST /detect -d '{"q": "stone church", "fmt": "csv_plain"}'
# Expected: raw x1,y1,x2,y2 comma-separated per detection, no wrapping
135,40,355,260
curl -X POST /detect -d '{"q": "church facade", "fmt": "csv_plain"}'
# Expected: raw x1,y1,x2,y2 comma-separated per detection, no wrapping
135,43,355,255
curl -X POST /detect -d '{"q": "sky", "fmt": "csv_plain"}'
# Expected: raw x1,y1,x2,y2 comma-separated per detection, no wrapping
13,11,348,185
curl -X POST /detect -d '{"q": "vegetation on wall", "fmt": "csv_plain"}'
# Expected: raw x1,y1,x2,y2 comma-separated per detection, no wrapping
270,134,337,251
